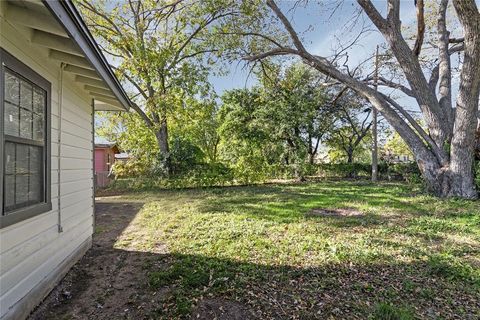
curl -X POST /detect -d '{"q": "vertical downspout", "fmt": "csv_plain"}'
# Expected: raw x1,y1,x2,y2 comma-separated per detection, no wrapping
57,63,65,233
91,99,96,233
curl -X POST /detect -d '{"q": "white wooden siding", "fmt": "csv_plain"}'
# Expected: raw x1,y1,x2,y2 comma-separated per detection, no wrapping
0,11,95,319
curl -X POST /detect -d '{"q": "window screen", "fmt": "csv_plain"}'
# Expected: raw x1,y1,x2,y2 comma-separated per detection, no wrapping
1,48,51,228
4,70,46,213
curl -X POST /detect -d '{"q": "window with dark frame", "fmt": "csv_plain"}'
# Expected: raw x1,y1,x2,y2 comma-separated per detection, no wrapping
1,48,51,228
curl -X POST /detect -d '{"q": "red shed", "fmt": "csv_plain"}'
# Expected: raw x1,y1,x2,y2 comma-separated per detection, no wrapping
94,143,120,187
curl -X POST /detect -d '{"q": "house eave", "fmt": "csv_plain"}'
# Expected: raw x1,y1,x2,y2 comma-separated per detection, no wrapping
42,0,131,112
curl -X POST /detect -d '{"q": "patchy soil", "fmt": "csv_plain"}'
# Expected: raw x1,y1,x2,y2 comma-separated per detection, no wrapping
191,298,253,320
307,207,363,217
29,199,249,320
29,201,162,320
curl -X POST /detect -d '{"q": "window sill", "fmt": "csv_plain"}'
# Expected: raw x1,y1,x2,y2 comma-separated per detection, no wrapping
0,202,52,229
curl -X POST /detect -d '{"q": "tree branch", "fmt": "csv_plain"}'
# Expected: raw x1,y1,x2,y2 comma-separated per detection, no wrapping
378,92,448,165
364,76,415,97
246,0,441,166
266,0,307,52
437,0,454,129
130,101,155,128
243,48,300,61
413,0,425,56
356,0,388,32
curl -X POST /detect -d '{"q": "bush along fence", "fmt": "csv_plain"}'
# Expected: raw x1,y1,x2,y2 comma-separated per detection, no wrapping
102,160,430,191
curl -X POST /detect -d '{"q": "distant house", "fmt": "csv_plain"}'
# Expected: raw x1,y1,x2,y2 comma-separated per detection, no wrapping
383,151,413,163
94,143,120,188
115,152,130,163
0,1,131,319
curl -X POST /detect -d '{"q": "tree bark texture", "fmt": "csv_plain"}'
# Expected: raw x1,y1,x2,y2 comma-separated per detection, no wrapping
252,0,480,198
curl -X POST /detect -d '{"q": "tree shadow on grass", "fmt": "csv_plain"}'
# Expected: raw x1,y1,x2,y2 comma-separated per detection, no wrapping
195,182,428,226
30,198,480,320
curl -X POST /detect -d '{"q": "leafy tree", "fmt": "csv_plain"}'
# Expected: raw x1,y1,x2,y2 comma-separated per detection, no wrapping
259,63,336,167
218,88,278,182
234,0,480,198
218,63,335,180
80,0,236,174
96,111,158,169
325,90,372,164
171,98,221,163
382,130,414,162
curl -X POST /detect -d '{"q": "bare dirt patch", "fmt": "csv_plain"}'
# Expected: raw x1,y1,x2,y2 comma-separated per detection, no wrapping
29,200,168,320
191,298,253,320
307,207,363,217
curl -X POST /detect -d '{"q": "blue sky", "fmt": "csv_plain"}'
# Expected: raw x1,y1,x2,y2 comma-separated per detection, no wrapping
210,1,418,93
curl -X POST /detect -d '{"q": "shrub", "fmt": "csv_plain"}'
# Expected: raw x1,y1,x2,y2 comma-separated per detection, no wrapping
314,163,372,179
112,159,149,178
151,137,204,177
229,155,273,184
383,162,422,183
475,161,480,190
109,162,235,190
112,158,424,191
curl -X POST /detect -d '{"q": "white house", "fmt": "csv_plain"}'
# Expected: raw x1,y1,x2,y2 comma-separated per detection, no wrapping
0,1,131,319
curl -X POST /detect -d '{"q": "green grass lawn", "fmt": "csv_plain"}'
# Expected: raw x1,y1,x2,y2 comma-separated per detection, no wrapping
105,181,480,319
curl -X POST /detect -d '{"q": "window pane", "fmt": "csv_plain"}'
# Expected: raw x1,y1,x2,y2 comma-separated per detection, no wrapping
33,113,44,141
5,142,15,174
20,80,33,110
4,71,19,104
20,109,33,139
29,146,42,173
16,144,29,175
4,102,19,136
33,88,45,114
15,175,29,205
4,175,15,210
3,64,48,216
29,174,42,203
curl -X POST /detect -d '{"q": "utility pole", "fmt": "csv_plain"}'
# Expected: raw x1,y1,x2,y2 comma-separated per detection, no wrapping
372,45,379,182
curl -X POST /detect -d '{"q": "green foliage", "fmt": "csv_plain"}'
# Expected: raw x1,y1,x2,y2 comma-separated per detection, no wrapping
110,162,235,190
382,129,415,166
152,137,204,176
305,162,421,182
172,99,221,163
383,163,422,184
80,0,244,173
371,302,415,320
475,161,480,190
427,254,480,286
112,159,149,178
324,90,373,163
314,163,372,179
217,63,335,180
97,111,158,168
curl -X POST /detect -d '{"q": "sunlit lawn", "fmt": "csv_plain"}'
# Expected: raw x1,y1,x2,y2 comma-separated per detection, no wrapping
107,181,480,319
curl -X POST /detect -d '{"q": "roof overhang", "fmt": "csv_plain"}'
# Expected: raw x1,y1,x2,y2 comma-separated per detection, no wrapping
95,143,120,153
2,0,131,111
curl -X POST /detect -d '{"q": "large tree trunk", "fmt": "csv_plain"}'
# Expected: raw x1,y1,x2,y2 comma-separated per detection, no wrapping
445,0,480,198
155,117,171,175
346,151,353,164
254,0,480,198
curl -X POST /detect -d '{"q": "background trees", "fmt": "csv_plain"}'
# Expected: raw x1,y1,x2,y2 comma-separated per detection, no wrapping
218,63,337,180
80,0,235,175
325,90,372,164
88,0,479,197
232,0,480,198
